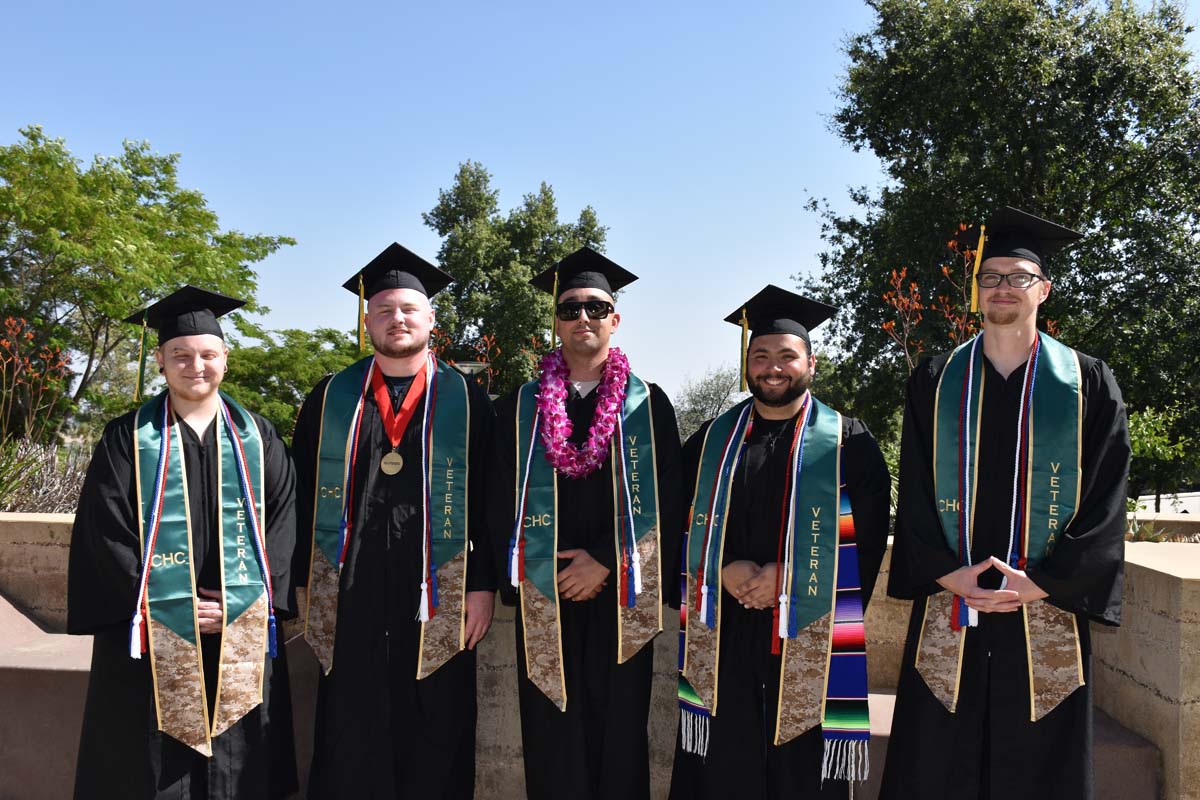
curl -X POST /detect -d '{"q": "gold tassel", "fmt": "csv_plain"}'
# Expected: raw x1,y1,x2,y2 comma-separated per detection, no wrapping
133,313,149,403
970,224,987,314
739,308,749,392
550,267,560,350
357,275,366,354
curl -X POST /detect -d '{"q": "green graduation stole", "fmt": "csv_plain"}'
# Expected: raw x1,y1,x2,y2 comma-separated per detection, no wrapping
302,354,471,679
678,396,870,781
507,373,663,711
920,331,1084,720
131,391,273,757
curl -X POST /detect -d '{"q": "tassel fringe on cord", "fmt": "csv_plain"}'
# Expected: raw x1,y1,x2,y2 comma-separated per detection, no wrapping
821,738,869,783
680,710,710,758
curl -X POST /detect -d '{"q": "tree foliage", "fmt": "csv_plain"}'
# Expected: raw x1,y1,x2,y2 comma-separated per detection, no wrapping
0,125,294,433
1127,405,1196,511
223,327,359,440
674,365,747,440
422,161,607,395
806,0,1200,497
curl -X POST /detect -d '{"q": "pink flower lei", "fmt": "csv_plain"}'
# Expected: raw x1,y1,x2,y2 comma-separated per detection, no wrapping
536,347,630,479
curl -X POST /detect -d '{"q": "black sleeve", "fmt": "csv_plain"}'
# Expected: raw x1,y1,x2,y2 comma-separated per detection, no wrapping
843,417,892,611
487,390,521,606
1025,359,1129,625
466,381,498,593
647,384,685,608
257,413,298,618
887,357,962,600
67,415,142,635
669,421,712,609
289,374,332,593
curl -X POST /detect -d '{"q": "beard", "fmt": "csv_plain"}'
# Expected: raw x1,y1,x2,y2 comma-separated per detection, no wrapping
747,370,811,407
984,307,1021,326
370,330,429,359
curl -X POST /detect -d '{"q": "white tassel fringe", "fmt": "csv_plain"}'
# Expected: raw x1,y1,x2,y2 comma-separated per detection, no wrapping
680,709,710,757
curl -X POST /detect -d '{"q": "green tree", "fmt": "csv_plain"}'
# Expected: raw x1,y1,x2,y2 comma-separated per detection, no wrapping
674,365,746,440
1127,405,1196,512
223,327,360,440
805,0,1200,489
422,161,607,395
0,125,294,433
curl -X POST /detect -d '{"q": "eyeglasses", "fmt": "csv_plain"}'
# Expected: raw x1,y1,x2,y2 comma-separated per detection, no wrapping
555,300,615,321
976,271,1046,289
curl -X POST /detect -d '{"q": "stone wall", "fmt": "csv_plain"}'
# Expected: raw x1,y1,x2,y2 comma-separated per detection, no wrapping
0,512,73,631
1093,542,1200,800
4,512,1193,797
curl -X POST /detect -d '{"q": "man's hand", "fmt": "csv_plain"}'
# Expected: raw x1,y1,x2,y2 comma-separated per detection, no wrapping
557,549,610,601
464,590,494,649
736,562,781,610
197,587,224,634
721,560,760,601
989,557,1049,606
936,560,1021,613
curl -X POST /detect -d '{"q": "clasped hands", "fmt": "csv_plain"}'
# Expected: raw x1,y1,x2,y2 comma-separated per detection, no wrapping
557,549,610,602
937,557,1048,613
722,560,782,610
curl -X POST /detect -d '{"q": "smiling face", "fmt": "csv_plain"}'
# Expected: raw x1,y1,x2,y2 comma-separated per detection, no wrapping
555,287,620,360
364,287,435,359
155,334,228,403
978,256,1051,328
746,333,814,408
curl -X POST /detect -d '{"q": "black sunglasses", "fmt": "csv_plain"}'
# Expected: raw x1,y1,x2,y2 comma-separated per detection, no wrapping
555,300,615,321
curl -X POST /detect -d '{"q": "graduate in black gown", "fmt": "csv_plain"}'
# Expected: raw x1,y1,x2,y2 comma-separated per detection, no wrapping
68,287,298,800
291,244,496,799
668,286,891,799
880,209,1130,800
488,249,684,800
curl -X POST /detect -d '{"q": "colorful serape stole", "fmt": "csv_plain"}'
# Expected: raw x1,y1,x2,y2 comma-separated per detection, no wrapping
681,397,870,782
815,479,870,779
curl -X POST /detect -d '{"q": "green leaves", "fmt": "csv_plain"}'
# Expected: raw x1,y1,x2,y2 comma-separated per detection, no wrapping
222,327,360,440
810,0,1200,500
423,161,608,395
0,125,294,434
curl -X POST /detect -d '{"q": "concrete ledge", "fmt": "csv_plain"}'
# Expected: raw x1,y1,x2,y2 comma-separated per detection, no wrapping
0,512,74,632
0,512,1185,798
1128,512,1200,542
0,592,90,800
1094,542,1200,800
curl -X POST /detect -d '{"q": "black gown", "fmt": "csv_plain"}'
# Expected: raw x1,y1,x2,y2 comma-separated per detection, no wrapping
667,407,892,800
292,371,497,800
880,351,1130,800
488,381,684,800
68,406,298,800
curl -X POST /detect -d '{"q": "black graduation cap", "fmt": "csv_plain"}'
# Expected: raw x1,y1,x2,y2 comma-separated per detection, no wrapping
724,285,837,349
342,242,453,300
955,206,1082,274
123,285,245,345
724,285,835,391
529,247,638,299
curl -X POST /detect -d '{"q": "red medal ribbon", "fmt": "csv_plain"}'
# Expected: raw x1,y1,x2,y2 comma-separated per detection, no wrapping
370,360,428,451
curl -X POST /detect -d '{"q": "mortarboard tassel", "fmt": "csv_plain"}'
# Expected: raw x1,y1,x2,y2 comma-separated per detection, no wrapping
550,267,560,350
357,275,366,354
739,308,749,392
969,224,987,314
133,313,150,403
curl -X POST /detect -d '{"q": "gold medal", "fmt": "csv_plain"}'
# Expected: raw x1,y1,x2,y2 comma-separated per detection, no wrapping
380,451,404,475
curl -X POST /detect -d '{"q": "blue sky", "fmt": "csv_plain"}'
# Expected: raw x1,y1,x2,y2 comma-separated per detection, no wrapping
3,1,1196,397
